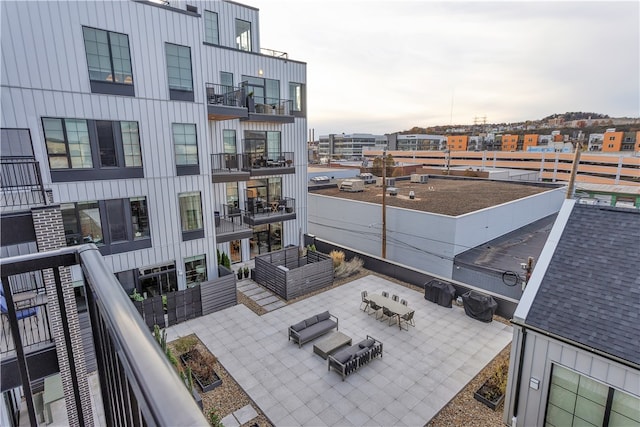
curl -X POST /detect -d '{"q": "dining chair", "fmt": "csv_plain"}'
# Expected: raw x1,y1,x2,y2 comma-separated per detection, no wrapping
399,310,415,330
360,290,370,311
392,294,399,302
381,291,389,298
400,299,408,306
368,300,382,317
381,306,397,326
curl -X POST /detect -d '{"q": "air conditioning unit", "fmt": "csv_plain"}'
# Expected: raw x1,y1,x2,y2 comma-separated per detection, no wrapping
410,174,429,184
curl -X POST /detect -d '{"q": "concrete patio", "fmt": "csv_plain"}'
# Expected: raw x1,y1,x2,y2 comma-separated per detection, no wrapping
166,275,512,426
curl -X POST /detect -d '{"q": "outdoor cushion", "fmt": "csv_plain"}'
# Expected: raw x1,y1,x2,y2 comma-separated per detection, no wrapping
317,311,331,322
355,348,368,358
358,338,375,349
291,321,306,332
304,316,318,327
332,349,352,364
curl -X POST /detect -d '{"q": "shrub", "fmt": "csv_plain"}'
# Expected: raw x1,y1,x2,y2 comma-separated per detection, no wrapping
173,335,198,355
208,408,223,427
335,257,364,279
329,250,345,268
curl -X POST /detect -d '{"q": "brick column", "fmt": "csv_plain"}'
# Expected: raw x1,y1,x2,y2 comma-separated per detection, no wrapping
31,205,94,427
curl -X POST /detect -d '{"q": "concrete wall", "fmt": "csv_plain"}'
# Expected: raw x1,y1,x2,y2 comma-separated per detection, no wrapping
308,187,565,283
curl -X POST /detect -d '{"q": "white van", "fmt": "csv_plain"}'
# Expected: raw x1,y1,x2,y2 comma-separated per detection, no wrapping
356,173,375,184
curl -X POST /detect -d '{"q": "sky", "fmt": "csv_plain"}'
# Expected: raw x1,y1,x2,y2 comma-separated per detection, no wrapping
254,1,639,136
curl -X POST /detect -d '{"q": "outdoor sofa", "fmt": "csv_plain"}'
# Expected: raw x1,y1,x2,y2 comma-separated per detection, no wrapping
328,335,383,380
288,311,338,348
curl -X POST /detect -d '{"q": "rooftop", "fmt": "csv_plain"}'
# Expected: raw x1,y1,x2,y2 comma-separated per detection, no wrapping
310,177,559,216
525,204,640,365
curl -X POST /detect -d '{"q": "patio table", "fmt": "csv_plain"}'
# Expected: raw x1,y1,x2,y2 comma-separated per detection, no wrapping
368,294,414,330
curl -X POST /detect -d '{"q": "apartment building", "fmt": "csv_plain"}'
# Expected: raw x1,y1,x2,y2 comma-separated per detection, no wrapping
1,0,307,296
317,133,386,160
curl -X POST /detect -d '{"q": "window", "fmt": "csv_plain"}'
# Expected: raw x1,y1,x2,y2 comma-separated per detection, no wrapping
244,130,281,163
82,27,134,96
220,72,233,93
546,365,640,427
204,11,219,45
173,123,199,175
289,83,304,112
235,19,251,51
223,130,236,154
242,75,280,106
61,198,151,254
43,118,142,180
179,192,204,240
226,182,239,212
185,255,207,287
165,43,193,101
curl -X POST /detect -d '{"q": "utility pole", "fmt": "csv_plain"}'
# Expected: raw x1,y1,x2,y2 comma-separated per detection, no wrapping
382,150,387,259
523,256,534,291
566,141,582,199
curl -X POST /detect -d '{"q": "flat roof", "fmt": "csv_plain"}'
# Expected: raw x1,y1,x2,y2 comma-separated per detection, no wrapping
310,176,561,216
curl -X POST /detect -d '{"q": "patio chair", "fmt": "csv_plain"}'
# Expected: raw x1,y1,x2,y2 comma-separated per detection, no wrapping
400,299,408,306
360,290,370,311
381,291,389,298
392,294,399,302
368,300,382,318
399,310,415,330
381,306,397,326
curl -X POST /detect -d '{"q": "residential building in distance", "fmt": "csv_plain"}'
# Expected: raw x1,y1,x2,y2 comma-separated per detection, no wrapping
504,201,640,427
318,133,386,161
388,133,447,151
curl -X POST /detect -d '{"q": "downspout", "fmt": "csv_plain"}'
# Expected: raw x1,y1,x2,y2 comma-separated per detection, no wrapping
511,326,527,425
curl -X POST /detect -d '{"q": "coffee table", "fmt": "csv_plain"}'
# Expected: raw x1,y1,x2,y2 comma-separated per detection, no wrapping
313,331,352,359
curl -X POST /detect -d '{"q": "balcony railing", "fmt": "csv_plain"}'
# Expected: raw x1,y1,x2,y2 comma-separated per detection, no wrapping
241,151,294,171
251,98,292,116
1,158,47,208
243,196,296,225
205,83,244,107
260,48,288,59
211,153,245,172
0,245,207,426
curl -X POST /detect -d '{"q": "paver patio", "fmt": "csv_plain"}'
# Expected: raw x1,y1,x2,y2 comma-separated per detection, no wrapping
166,275,512,426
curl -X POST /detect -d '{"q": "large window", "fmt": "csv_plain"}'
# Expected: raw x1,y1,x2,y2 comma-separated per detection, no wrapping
235,19,251,51
82,27,134,96
204,11,219,45
185,255,207,288
244,130,281,163
43,118,142,181
165,43,193,101
179,192,204,240
173,123,199,175
223,130,236,154
546,364,640,427
61,197,150,254
242,75,280,106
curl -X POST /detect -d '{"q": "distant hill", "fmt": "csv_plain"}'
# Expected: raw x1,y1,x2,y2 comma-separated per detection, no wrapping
541,112,609,121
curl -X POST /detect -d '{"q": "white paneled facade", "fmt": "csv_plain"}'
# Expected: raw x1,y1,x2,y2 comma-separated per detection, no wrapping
1,0,307,290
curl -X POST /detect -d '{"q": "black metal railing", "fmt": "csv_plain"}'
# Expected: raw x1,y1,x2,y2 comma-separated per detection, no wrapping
0,246,208,426
252,98,292,116
240,151,294,170
1,158,47,208
243,196,295,218
205,83,244,107
215,205,251,233
210,153,245,172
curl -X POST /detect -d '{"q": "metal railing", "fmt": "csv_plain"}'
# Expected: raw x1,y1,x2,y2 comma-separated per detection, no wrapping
216,205,252,233
260,48,288,59
252,98,292,116
205,83,244,107
210,153,245,172
243,196,296,219
240,151,294,170
1,158,47,208
0,245,208,426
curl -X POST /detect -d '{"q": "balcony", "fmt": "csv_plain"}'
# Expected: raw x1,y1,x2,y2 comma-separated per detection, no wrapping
215,204,253,243
1,157,48,211
0,246,207,426
243,97,295,124
206,83,248,121
210,153,250,183
241,152,295,177
242,196,296,226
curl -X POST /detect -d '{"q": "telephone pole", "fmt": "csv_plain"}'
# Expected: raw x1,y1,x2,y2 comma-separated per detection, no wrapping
381,150,387,259
566,141,582,199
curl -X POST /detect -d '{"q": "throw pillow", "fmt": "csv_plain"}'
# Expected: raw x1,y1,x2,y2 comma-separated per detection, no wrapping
317,311,331,321
291,321,306,332
304,316,318,327
358,338,375,349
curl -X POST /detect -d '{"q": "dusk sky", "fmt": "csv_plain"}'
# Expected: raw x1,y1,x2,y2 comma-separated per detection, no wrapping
257,1,639,136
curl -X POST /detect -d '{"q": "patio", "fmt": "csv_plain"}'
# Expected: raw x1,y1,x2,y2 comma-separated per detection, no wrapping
166,275,512,426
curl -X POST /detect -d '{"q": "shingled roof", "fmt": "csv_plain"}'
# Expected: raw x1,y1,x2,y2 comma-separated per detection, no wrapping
525,204,640,365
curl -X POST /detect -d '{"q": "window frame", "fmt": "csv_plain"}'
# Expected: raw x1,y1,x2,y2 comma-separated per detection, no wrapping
178,191,204,241
235,19,252,51
82,26,135,96
289,82,305,116
165,42,194,101
172,123,199,176
204,10,219,45
42,117,143,182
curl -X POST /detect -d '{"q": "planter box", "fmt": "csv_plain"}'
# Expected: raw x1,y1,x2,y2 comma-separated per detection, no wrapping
192,388,203,411
474,380,505,411
180,354,222,393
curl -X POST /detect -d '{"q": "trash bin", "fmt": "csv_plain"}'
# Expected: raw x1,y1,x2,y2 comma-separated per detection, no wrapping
461,290,497,322
424,279,456,308
214,211,221,227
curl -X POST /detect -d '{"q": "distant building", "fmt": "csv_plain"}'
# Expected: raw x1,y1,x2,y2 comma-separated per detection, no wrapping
318,133,386,160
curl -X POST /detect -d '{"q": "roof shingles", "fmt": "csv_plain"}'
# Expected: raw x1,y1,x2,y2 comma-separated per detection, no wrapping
526,204,640,365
